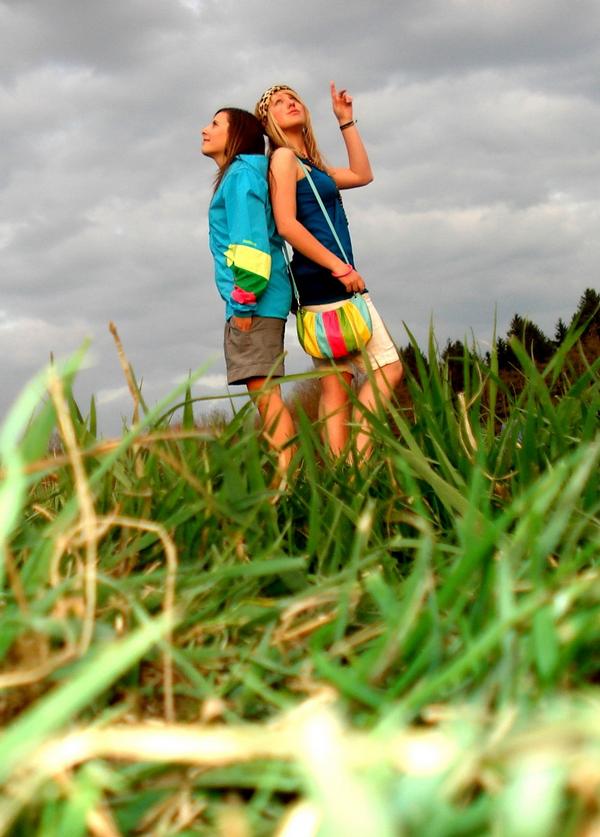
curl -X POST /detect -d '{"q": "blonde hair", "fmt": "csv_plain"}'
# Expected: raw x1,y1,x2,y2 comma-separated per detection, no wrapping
255,86,327,171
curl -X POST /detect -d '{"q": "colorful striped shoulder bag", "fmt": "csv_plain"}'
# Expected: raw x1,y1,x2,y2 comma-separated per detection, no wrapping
284,159,373,360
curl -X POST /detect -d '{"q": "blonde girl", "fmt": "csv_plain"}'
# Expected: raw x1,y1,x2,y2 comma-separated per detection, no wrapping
255,83,403,458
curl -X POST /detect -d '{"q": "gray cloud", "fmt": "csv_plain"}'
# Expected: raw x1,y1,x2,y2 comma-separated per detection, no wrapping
1,0,598,433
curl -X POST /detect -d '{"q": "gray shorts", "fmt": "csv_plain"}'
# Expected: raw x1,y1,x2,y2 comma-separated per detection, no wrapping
224,316,286,385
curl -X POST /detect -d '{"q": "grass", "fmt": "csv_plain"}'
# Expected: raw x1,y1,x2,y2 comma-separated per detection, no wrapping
0,322,598,836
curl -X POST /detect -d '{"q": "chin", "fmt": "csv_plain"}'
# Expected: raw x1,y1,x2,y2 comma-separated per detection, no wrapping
281,118,304,131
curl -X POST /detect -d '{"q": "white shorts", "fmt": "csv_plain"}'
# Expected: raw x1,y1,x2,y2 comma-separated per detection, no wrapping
303,293,401,375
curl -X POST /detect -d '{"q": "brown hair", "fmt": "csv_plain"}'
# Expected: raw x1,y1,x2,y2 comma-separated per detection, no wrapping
255,86,327,171
213,108,265,191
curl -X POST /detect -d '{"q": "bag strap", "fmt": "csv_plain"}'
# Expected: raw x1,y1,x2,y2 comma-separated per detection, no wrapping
281,243,301,308
281,158,351,310
296,158,350,265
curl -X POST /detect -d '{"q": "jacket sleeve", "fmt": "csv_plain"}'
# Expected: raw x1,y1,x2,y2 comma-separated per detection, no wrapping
221,166,272,317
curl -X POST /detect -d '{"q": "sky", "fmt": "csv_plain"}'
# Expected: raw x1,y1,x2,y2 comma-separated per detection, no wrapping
1,0,599,434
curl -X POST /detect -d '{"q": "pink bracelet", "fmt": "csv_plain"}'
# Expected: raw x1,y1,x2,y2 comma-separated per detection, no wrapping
331,264,353,278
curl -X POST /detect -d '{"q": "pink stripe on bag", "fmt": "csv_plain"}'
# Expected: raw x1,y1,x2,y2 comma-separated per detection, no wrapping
321,309,347,357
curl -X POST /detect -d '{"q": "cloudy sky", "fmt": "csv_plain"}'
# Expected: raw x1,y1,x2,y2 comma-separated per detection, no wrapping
2,0,599,433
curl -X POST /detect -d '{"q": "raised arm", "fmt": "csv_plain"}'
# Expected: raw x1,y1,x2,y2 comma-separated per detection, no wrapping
269,147,365,293
327,81,373,190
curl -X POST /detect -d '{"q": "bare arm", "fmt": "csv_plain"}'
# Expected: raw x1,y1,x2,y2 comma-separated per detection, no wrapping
327,81,373,190
269,147,365,293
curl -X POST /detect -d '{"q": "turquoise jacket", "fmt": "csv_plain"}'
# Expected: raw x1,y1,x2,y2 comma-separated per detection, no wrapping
208,155,291,320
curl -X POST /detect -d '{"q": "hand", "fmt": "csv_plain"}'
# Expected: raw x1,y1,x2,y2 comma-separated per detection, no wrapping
330,81,353,124
231,316,253,331
337,268,365,294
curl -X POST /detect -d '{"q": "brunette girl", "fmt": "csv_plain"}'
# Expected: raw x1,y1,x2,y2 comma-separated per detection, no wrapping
255,83,403,458
201,108,294,470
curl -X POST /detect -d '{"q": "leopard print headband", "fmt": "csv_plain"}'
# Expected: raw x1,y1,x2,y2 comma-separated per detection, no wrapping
255,85,292,122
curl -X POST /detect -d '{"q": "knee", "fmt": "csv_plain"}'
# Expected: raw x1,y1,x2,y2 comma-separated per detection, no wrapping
320,371,352,394
254,389,284,419
320,380,351,409
383,361,404,390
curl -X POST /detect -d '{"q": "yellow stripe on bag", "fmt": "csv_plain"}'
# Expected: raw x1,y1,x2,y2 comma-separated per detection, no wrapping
297,312,325,358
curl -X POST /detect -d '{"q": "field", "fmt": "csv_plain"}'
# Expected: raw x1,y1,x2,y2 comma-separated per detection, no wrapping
0,322,598,836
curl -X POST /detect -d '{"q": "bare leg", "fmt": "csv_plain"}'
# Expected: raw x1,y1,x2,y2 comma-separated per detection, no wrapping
353,360,404,460
318,370,353,456
246,378,296,473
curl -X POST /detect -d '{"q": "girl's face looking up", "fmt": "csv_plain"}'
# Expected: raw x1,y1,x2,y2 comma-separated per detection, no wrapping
268,90,305,131
201,111,229,165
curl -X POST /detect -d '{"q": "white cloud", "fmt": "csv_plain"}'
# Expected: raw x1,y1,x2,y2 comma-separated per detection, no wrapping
181,374,227,391
178,0,203,15
0,314,91,367
96,385,130,406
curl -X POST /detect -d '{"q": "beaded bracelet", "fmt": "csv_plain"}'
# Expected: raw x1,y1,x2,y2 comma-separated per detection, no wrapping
339,119,357,131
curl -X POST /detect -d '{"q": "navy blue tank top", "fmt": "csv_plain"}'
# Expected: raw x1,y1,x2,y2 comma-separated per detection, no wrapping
291,159,357,305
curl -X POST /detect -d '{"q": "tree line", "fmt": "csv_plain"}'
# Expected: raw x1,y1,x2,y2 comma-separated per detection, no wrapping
406,287,599,391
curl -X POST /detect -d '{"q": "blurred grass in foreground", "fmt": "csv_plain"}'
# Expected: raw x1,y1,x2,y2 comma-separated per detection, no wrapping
0,322,598,836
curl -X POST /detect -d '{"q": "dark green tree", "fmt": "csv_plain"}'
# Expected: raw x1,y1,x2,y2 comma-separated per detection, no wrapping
507,314,554,364
441,339,468,392
570,288,600,335
554,317,568,346
495,336,512,369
